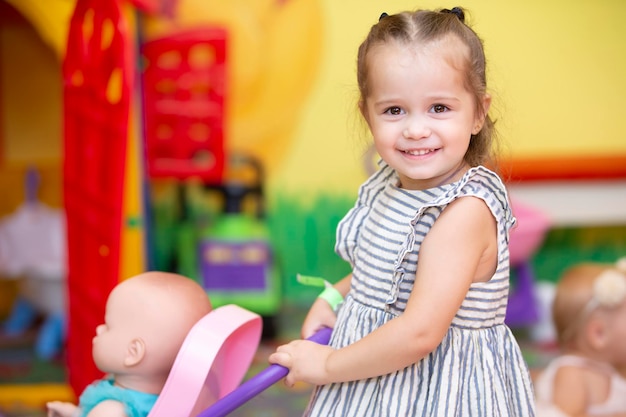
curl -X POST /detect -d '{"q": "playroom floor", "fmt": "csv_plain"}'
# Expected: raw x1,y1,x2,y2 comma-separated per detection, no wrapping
0,303,558,417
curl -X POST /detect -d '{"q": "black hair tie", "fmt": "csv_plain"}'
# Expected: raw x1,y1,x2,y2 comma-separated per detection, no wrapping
442,7,465,23
379,12,389,21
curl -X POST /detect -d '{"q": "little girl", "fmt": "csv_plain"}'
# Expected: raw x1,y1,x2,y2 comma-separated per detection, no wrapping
269,7,535,416
534,259,626,416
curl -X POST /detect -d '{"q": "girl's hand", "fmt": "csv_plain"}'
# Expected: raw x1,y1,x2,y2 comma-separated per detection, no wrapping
269,340,334,387
301,297,337,339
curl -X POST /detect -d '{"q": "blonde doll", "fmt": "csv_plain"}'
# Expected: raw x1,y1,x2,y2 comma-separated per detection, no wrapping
535,258,626,416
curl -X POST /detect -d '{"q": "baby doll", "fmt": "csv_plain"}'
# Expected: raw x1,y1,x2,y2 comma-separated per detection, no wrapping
47,271,212,417
534,258,626,416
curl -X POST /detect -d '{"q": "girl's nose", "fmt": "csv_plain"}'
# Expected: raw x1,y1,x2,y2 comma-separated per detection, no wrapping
95,324,105,335
403,117,430,139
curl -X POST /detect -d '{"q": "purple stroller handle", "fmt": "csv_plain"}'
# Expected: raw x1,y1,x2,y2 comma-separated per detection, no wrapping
197,327,332,417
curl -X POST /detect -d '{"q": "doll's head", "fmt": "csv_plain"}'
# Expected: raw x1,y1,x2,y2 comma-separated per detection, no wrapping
92,271,212,394
552,258,626,366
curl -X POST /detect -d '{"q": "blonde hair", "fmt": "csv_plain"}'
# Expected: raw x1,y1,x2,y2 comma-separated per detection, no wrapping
553,259,626,346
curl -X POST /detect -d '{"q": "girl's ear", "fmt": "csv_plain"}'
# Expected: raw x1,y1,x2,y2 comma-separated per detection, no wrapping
482,93,492,115
124,338,146,367
472,94,492,135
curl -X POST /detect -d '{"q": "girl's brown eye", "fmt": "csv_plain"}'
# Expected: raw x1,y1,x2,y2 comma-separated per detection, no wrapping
389,107,401,115
433,104,447,113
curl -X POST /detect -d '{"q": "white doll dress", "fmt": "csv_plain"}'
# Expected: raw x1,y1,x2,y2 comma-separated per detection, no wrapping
535,354,626,416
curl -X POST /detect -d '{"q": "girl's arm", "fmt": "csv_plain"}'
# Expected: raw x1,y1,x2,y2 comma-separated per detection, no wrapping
270,196,497,385
301,273,352,338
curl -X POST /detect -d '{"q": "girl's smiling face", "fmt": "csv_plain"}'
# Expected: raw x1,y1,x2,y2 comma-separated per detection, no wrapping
361,37,490,190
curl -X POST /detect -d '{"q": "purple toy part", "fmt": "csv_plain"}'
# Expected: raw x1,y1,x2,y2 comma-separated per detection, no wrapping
198,327,333,417
25,167,40,204
200,241,270,290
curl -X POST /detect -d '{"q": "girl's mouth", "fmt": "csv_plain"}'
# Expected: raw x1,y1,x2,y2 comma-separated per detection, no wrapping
402,148,436,156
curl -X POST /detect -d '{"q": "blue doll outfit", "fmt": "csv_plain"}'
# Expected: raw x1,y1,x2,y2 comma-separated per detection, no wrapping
304,163,536,416
79,378,158,417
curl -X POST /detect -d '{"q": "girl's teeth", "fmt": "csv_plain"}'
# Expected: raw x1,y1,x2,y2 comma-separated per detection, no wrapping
405,149,432,156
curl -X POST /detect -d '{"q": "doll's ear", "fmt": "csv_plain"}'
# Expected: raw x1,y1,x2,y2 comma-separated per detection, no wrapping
585,316,609,350
124,338,146,367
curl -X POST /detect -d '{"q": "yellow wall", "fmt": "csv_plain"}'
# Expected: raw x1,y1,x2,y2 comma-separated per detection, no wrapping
2,0,625,200
0,7,63,214
3,0,71,54
0,24,62,163
272,0,626,194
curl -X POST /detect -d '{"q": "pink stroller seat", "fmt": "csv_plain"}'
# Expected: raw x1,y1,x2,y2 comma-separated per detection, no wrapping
148,304,262,417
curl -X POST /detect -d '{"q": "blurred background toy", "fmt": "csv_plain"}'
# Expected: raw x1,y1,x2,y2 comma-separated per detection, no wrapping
505,198,552,330
193,155,281,338
0,168,67,360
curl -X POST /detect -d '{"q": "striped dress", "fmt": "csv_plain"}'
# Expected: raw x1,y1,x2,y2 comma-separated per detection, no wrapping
304,163,536,416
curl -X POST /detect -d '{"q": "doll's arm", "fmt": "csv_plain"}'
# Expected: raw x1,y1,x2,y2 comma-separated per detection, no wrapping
47,399,128,417
552,365,593,417
47,401,80,417
85,400,128,417
301,274,351,338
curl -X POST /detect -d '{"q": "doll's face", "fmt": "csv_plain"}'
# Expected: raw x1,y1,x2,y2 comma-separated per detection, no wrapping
92,284,139,373
90,273,213,376
602,301,626,367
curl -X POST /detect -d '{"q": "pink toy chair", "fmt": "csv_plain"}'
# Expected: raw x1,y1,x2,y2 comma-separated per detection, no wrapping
199,327,333,417
148,304,262,417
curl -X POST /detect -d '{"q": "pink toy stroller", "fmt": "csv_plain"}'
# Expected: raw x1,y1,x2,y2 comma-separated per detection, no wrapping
147,304,331,417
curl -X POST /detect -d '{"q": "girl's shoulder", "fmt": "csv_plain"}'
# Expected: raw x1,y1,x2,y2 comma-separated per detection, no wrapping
354,160,397,206
453,165,508,199
356,163,512,220
438,165,514,226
